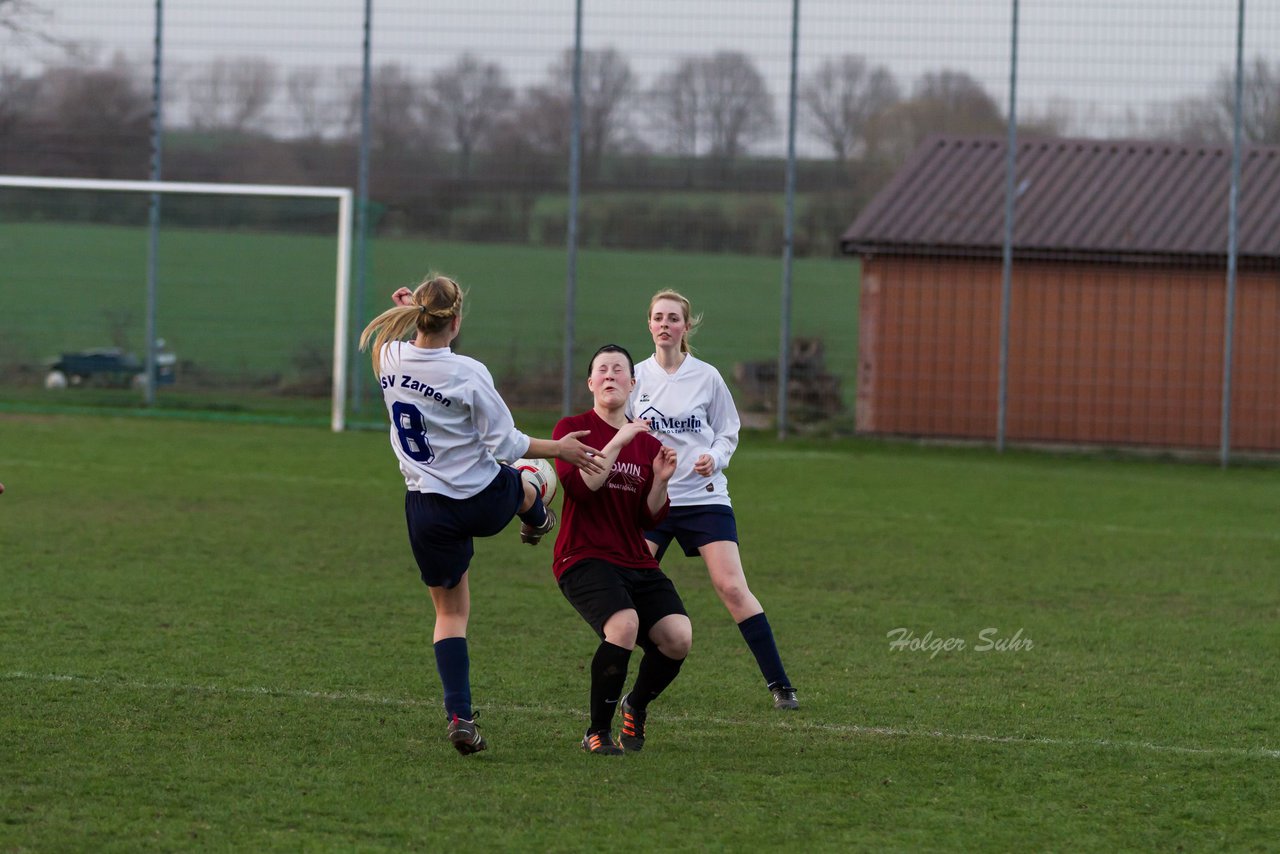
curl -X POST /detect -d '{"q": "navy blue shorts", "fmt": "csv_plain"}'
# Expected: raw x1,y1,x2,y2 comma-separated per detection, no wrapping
645,505,738,561
404,465,523,589
558,559,687,641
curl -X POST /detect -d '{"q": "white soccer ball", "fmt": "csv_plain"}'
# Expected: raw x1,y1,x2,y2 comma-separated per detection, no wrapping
513,457,558,505
44,370,68,390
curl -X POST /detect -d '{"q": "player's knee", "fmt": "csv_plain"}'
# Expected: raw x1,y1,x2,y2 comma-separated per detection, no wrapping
713,578,751,610
434,600,469,621
603,611,639,647
656,616,692,659
664,633,691,660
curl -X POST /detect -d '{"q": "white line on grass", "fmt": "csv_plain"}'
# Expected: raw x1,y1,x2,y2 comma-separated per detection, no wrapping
6,670,1277,761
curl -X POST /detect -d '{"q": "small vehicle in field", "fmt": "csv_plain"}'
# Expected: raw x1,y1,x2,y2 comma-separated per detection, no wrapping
45,344,177,390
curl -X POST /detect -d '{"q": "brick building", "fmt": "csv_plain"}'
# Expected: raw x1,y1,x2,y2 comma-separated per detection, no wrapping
840,135,1280,451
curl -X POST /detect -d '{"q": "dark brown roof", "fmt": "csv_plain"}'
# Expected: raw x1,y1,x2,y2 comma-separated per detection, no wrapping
840,135,1280,262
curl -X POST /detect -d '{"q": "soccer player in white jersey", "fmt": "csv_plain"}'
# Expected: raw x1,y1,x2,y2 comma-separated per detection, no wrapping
360,274,605,755
629,289,798,711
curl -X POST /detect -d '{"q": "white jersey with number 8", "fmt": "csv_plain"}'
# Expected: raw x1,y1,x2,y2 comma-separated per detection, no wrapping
377,341,530,498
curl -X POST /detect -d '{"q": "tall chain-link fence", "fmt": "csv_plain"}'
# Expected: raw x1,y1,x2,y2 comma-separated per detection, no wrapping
2,1,1277,460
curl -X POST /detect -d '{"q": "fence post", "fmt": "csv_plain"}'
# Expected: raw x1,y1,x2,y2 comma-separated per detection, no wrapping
562,0,584,417
997,0,1021,452
776,0,801,440
144,0,165,407
1221,0,1246,468
352,0,373,416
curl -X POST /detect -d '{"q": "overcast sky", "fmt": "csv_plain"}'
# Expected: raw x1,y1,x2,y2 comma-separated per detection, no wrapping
10,0,1280,141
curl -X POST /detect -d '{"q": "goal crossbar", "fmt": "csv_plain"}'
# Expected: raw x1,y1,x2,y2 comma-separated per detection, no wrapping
1,175,354,431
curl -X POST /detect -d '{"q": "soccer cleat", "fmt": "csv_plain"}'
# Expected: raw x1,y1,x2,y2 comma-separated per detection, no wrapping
447,714,487,755
581,730,624,756
519,506,557,545
618,694,646,752
770,684,799,711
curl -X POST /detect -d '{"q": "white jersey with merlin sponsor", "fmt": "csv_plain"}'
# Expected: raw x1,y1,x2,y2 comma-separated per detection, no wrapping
377,342,530,498
630,354,740,507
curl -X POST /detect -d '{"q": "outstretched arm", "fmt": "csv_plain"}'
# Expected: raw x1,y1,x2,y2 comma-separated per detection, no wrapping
576,420,651,493
527,433,605,476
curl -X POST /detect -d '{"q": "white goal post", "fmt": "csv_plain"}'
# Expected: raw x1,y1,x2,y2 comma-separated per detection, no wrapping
0,175,354,431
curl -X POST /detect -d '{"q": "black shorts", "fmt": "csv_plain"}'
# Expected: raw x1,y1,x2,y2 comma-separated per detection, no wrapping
645,505,739,561
558,558,688,640
404,465,523,589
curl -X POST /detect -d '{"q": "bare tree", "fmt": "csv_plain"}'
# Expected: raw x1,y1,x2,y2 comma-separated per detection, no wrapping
874,69,1005,160
580,47,635,175
332,66,364,140
0,0,36,34
1143,95,1223,144
484,93,564,183
285,66,348,140
0,65,40,174
427,53,513,176
188,56,278,134
354,61,446,206
534,47,635,180
695,51,776,166
363,62,434,156
1215,57,1280,144
504,84,570,160
800,55,899,163
0,0,62,47
1015,95,1073,138
30,56,150,176
1142,58,1280,145
648,58,700,161
0,65,37,137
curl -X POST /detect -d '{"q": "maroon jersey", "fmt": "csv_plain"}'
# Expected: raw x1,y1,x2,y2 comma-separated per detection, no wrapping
551,409,670,580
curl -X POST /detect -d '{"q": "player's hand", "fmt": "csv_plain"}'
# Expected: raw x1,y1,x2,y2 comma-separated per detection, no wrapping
608,419,651,451
392,287,415,307
693,453,715,477
653,446,677,483
557,430,606,475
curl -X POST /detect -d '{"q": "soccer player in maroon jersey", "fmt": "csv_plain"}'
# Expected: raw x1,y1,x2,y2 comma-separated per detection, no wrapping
552,344,691,755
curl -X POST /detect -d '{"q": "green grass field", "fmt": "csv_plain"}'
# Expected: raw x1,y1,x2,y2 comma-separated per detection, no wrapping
2,222,856,422
3,412,1278,850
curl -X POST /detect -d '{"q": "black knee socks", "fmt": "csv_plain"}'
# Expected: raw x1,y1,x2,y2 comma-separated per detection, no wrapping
627,647,685,711
590,641,632,732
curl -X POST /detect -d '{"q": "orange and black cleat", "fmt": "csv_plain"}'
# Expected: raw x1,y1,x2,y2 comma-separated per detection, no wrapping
581,729,624,756
619,694,646,752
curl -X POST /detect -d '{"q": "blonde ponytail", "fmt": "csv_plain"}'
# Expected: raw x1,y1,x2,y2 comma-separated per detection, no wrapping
359,274,466,374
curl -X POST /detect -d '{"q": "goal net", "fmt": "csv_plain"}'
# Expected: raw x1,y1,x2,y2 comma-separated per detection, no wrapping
0,175,353,431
